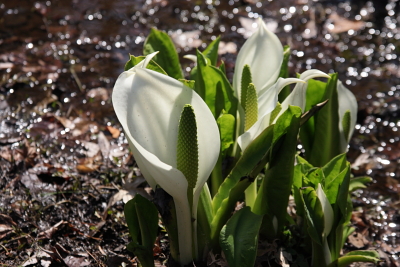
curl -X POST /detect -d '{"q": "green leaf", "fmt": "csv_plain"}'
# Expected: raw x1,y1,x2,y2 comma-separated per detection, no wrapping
220,207,263,267
210,123,275,248
300,187,325,245
217,113,236,156
328,161,351,260
211,123,274,215
124,195,158,267
328,250,380,267
349,176,372,192
342,110,351,142
203,36,220,66
125,55,168,75
293,159,314,218
301,74,343,167
299,79,327,158
253,106,302,239
143,28,183,79
194,50,238,118
321,153,348,204
179,79,195,89
305,167,324,187
278,45,291,102
189,37,221,80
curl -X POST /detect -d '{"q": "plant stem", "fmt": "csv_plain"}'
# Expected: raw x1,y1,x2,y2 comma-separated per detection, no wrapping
211,156,223,197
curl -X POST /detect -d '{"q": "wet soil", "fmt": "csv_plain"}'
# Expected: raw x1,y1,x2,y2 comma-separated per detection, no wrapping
0,0,400,266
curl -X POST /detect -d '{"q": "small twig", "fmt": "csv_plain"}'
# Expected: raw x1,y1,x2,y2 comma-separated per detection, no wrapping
0,244,9,255
70,65,84,92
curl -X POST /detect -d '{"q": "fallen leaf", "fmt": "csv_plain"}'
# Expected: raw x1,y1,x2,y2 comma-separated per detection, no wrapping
97,131,110,160
106,126,120,138
86,87,109,101
38,221,66,239
76,164,98,173
348,232,369,249
326,12,365,34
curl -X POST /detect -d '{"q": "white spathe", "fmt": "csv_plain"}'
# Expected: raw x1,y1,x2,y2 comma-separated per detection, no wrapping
237,77,304,151
233,18,284,102
112,52,220,265
237,69,330,151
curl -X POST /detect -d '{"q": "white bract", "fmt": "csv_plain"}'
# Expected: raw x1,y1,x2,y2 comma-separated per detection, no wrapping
112,52,220,265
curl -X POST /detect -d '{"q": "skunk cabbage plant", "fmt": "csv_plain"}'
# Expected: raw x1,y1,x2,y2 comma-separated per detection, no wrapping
111,21,379,267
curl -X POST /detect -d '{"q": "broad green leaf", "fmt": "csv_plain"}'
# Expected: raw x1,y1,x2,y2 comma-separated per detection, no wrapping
124,55,168,75
210,123,275,247
342,110,351,142
300,99,329,126
143,28,183,79
328,165,351,260
293,156,318,218
306,167,325,187
322,153,348,204
124,195,159,267
215,82,225,120
328,250,380,267
195,50,238,118
189,37,221,79
220,207,263,267
203,36,220,66
299,78,327,158
179,79,195,89
253,106,302,239
301,187,325,245
278,45,291,102
211,123,274,214
217,113,236,156
305,74,343,166
349,176,372,192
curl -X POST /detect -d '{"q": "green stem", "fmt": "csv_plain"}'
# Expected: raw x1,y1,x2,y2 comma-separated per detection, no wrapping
209,179,252,250
196,185,213,259
211,155,223,197
311,240,328,267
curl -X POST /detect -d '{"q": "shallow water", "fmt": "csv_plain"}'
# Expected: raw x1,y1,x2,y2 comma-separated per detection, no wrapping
1,0,400,262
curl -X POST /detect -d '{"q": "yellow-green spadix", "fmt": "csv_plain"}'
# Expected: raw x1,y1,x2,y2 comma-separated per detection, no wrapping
112,52,220,265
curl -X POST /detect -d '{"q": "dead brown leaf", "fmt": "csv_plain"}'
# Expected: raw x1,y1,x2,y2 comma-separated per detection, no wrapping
326,12,365,34
106,126,120,138
38,221,67,240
